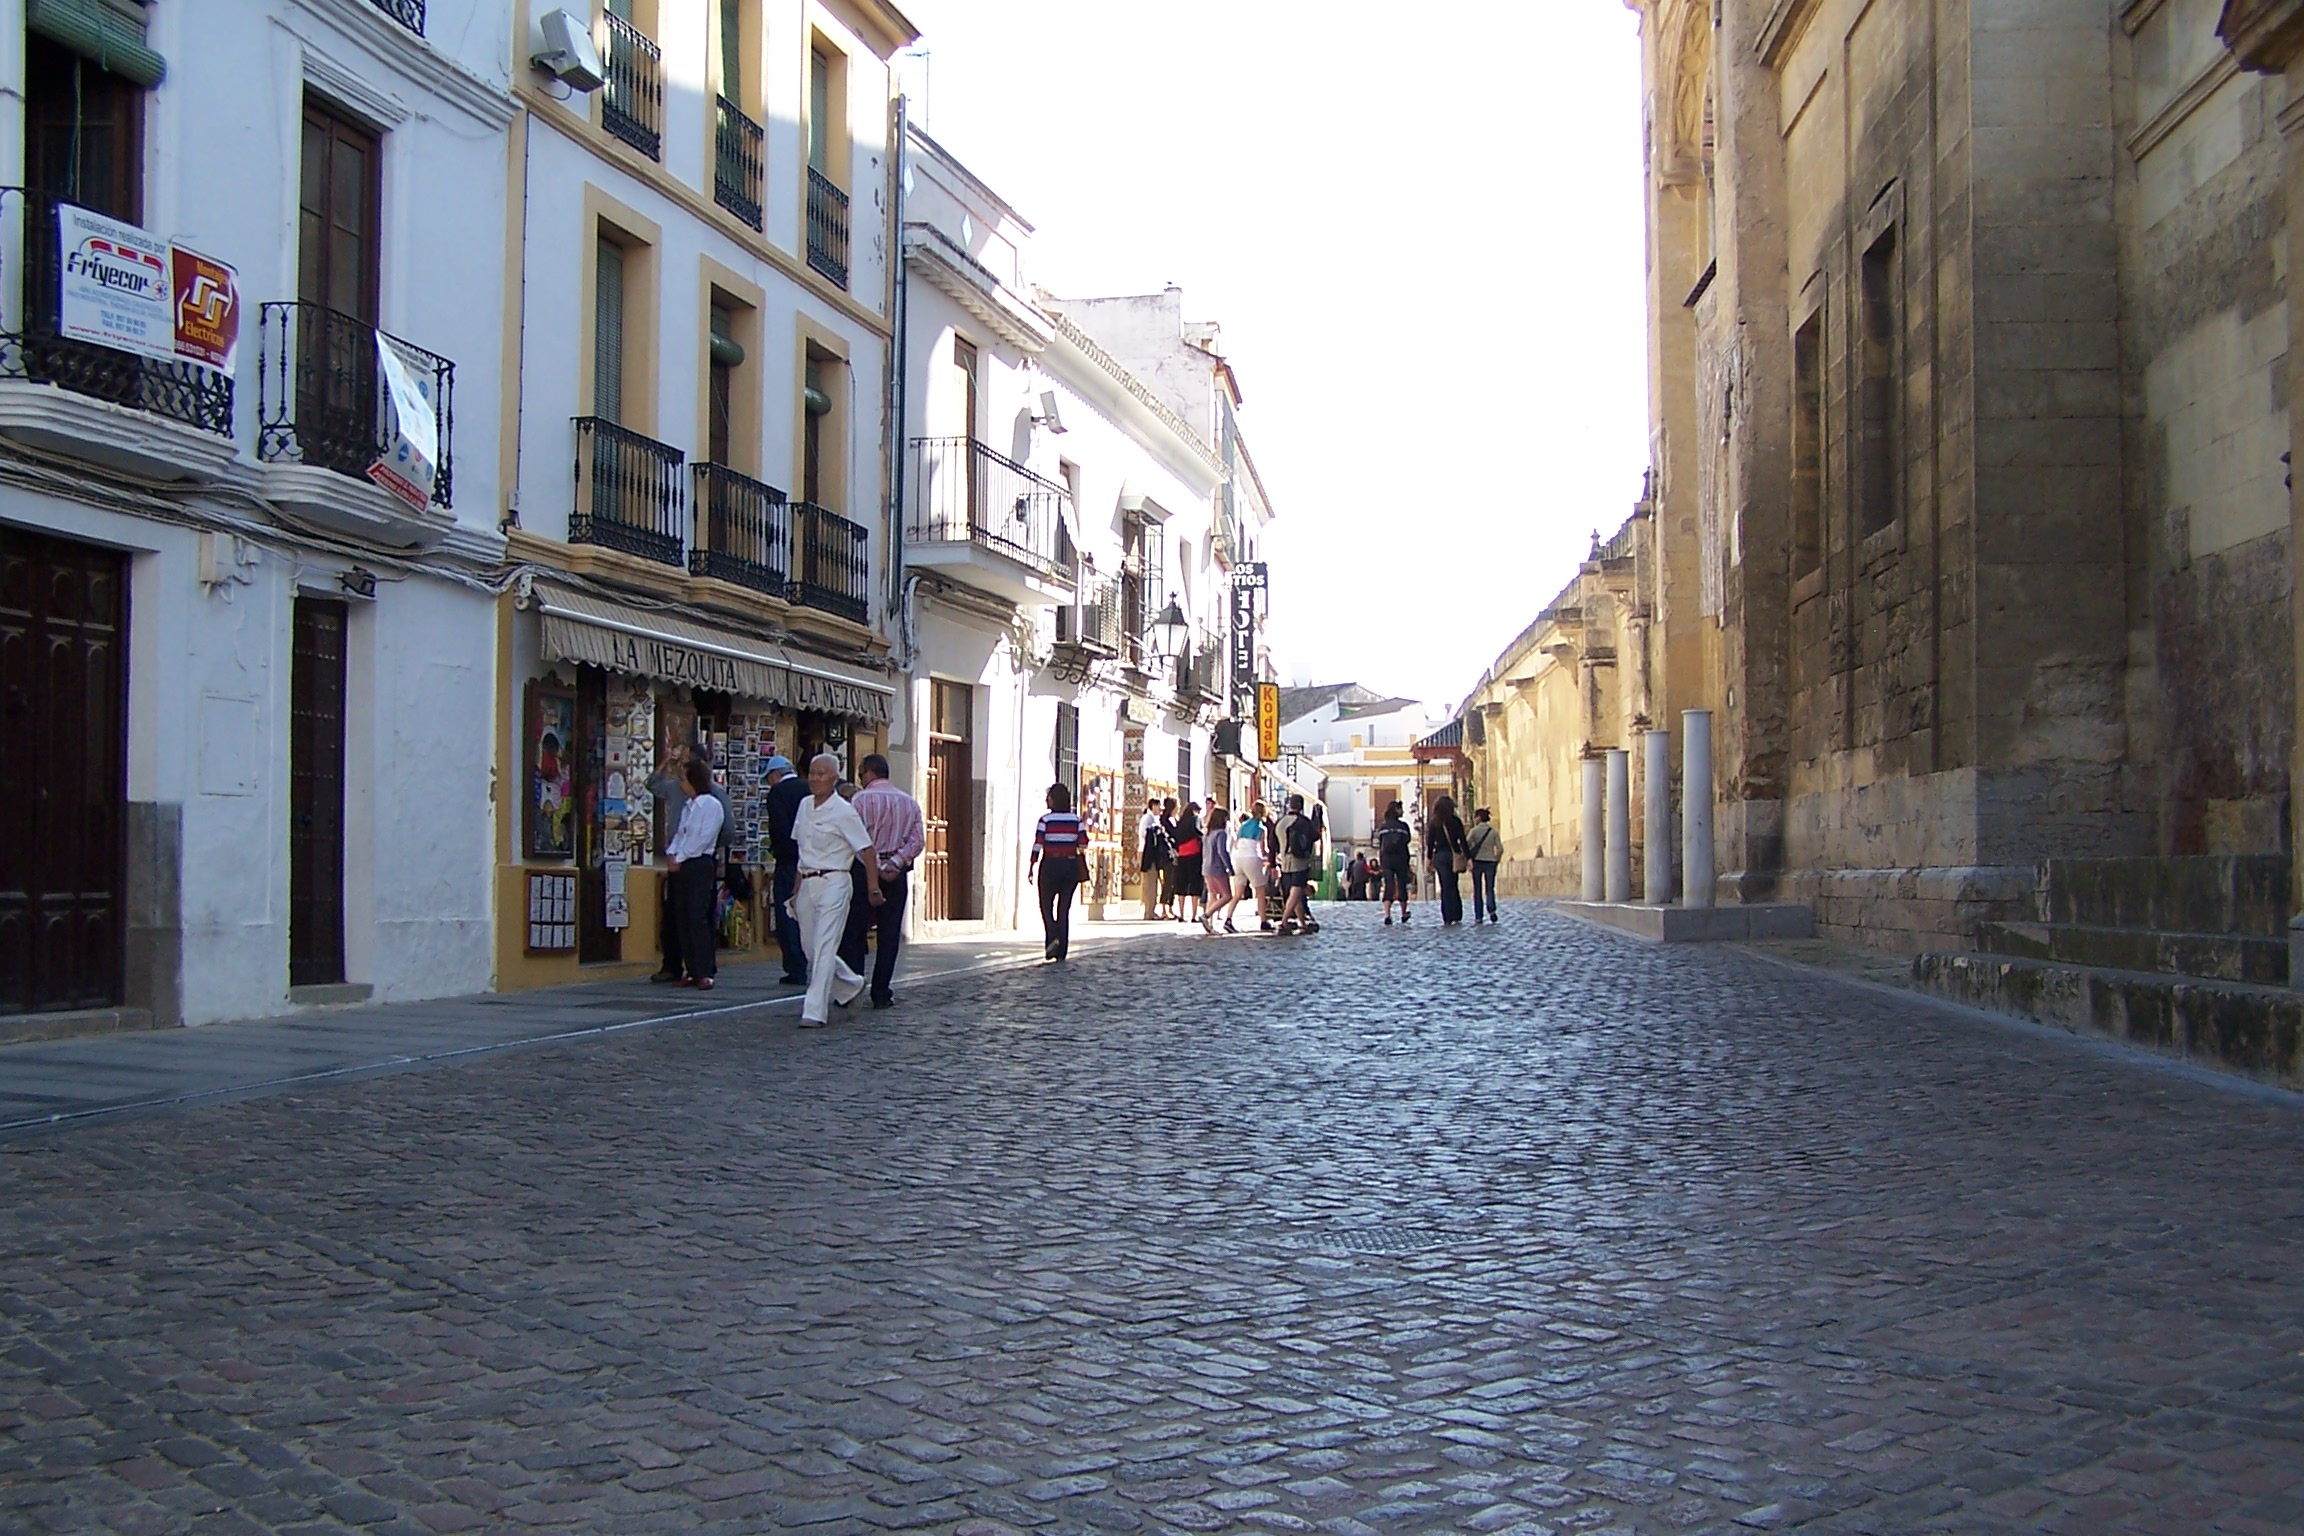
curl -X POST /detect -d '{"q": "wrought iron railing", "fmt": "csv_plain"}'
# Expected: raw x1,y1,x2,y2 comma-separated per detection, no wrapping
601,12,663,160
257,301,453,508
907,436,1073,581
714,97,765,231
572,417,684,566
366,0,424,33
790,500,868,623
1175,636,1221,701
1056,575,1123,655
806,167,849,287
0,189,234,437
690,462,787,596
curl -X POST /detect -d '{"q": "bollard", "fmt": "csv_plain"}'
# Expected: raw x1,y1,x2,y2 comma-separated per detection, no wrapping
1682,709,1714,908
1605,749,1632,904
1644,728,1672,904
1580,755,1605,902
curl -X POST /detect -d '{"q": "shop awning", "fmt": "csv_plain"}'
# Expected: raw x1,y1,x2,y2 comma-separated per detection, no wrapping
530,582,892,723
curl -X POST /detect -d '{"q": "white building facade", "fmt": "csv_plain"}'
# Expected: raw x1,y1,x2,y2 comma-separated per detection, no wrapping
0,0,517,1026
897,126,1275,931
494,0,912,988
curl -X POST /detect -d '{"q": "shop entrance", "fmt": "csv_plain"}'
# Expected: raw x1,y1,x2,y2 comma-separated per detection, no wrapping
289,597,349,986
0,524,127,1012
921,680,976,920
575,668,620,963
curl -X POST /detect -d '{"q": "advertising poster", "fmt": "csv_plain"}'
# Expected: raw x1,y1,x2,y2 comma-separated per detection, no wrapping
170,246,240,372
59,204,171,360
1257,683,1281,762
369,332,439,511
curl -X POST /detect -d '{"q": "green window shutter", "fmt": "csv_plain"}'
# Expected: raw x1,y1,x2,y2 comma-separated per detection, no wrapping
594,238,625,423
28,0,165,88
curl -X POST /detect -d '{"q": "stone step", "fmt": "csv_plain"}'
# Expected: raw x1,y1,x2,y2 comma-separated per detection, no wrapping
1976,921,2288,985
1912,952,2304,1089
2038,855,2289,936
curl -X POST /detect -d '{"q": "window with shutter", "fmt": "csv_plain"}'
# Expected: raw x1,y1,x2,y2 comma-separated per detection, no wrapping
595,237,626,423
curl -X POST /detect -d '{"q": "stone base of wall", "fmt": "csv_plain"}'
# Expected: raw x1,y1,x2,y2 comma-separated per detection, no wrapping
1915,952,2304,1089
1776,865,2035,954
1497,856,1580,899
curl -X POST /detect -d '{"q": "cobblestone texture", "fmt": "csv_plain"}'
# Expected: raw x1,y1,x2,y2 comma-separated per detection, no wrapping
4,903,2303,1534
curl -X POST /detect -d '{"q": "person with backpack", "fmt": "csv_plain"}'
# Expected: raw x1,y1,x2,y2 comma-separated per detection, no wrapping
1465,807,1504,923
1376,801,1415,926
1273,794,1321,934
1426,794,1471,926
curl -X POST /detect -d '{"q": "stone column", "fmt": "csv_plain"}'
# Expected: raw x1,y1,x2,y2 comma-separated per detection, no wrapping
1580,754,1605,901
1644,729,1672,903
1605,749,1632,903
1683,709,1714,908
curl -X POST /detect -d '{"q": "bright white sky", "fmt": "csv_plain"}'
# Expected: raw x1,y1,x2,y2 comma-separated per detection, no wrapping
898,1,1651,711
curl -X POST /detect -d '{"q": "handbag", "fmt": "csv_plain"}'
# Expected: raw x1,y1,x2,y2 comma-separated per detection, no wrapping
724,862,755,903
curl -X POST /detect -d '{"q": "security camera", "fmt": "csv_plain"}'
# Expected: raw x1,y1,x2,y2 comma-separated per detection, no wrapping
532,9,606,92
1033,391,1066,434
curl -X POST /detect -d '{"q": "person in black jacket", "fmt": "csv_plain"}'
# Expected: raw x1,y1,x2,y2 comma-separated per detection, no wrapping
762,756,809,983
1376,801,1415,926
1426,795,1471,926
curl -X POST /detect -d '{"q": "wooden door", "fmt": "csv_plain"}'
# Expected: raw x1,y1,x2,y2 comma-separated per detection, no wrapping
920,740,951,921
298,99,382,475
289,598,349,988
0,526,127,1012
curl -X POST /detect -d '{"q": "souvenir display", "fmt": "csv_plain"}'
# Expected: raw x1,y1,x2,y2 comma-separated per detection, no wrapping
718,712,781,868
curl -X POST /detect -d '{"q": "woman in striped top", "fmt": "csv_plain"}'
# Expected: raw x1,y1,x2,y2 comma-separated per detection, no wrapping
1029,783,1090,961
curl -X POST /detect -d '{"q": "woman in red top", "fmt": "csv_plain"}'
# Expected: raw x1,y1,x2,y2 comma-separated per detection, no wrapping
1030,783,1089,961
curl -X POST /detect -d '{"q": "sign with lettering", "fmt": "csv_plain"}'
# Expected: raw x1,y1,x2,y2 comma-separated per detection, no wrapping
58,204,240,375
1257,682,1281,763
1232,561,1268,593
1230,583,1257,715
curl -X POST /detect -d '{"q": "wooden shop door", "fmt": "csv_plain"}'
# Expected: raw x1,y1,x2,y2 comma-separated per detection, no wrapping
921,680,975,921
289,597,349,987
0,525,127,1011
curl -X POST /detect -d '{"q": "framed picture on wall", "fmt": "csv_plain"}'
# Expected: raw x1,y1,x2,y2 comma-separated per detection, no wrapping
525,678,577,860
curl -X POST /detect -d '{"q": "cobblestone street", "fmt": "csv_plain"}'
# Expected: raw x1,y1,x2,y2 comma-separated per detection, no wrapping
5,904,2303,1536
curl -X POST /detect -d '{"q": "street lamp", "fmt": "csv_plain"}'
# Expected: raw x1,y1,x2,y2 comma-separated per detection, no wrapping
1150,598,1189,663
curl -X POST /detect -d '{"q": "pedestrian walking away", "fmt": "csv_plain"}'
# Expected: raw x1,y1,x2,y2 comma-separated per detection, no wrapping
1030,783,1088,960
1235,801,1273,931
1376,800,1415,926
762,755,809,984
1345,851,1370,902
1466,806,1504,923
839,754,924,1008
789,754,884,1025
1201,804,1241,932
1273,794,1321,934
663,758,728,989
1171,801,1206,925
1426,793,1471,926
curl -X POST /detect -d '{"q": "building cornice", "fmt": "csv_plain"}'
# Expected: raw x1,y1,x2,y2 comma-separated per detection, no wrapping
1045,314,1225,483
1756,0,1823,65
287,0,517,128
902,224,1051,353
2220,0,2304,71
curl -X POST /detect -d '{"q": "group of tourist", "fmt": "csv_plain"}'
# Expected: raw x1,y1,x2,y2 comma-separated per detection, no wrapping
1336,798,1507,926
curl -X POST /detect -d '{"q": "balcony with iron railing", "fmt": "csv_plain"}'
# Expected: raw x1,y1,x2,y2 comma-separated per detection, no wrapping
1056,575,1123,655
1175,635,1223,703
572,416,685,567
790,500,869,624
0,188,236,462
689,462,787,597
601,11,663,160
258,301,453,509
366,0,424,33
807,168,849,287
714,97,766,231
907,437,1074,600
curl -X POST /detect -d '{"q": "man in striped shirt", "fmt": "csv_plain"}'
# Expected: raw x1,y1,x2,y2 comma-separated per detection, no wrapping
1030,783,1089,961
839,753,925,1008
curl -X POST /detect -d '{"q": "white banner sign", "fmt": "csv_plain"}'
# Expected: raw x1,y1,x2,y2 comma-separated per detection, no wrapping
57,202,241,377
368,332,439,512
58,203,172,361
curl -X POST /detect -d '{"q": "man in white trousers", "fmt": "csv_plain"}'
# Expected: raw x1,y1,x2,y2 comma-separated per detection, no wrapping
789,753,884,1026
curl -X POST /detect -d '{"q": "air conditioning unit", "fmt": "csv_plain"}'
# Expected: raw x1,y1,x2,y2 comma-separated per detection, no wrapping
532,9,606,91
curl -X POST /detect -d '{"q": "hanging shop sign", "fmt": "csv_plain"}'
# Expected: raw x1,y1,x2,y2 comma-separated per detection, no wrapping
59,203,239,375
1257,681,1281,762
1232,561,1268,593
1229,583,1257,716
369,333,439,512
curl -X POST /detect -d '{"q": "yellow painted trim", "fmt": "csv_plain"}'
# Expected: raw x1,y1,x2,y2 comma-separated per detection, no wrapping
580,183,665,435
516,83,894,339
698,254,768,477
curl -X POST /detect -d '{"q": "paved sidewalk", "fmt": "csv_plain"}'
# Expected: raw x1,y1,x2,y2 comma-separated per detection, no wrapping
0,920,1170,1138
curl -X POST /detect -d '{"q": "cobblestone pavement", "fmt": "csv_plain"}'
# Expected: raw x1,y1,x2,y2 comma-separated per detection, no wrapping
5,903,2304,1536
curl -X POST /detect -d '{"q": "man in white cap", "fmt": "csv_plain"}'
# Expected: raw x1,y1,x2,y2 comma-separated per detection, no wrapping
790,753,884,1025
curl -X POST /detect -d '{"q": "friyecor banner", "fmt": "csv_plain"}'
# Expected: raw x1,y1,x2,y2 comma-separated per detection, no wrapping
58,203,240,377
368,333,439,513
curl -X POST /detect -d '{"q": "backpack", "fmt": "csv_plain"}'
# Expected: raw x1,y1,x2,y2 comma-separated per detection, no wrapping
1284,814,1318,859
1377,822,1411,862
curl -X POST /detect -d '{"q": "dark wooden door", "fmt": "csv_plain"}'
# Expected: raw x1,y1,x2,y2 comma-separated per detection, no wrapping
0,526,127,1013
922,739,965,922
289,598,348,987
576,668,620,963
